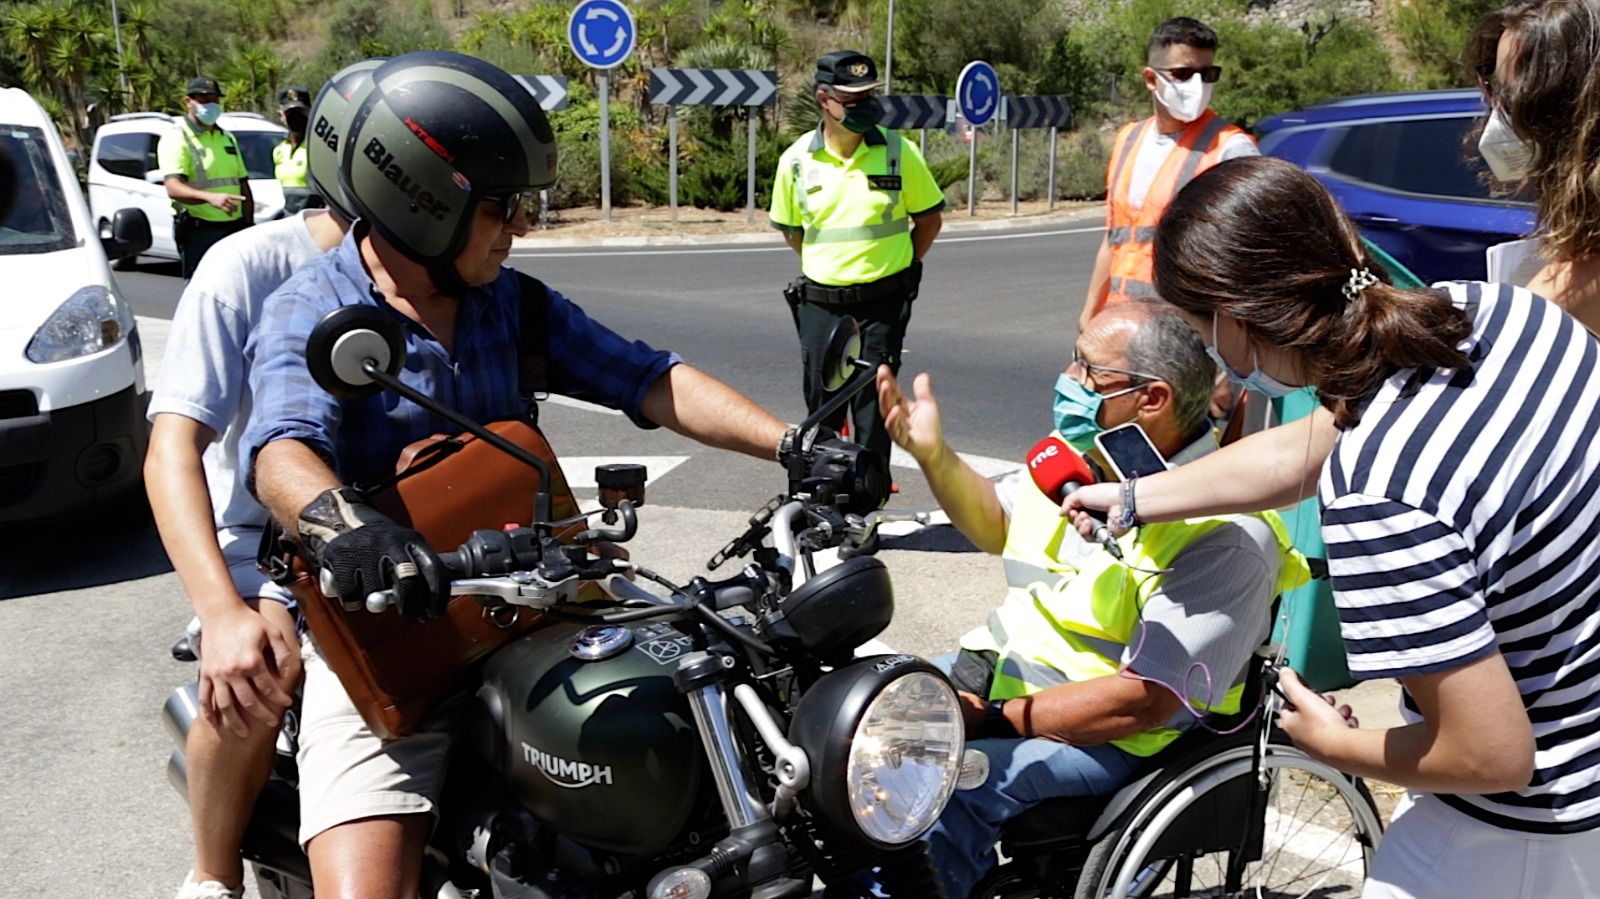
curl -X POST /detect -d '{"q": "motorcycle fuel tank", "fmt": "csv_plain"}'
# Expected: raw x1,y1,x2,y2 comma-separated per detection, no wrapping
476,621,708,855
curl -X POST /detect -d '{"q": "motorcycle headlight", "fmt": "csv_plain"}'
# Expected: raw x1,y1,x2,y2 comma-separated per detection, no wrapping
789,656,964,848
26,285,134,364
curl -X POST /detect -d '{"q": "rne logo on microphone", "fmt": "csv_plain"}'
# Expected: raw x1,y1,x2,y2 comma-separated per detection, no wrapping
1030,443,1059,469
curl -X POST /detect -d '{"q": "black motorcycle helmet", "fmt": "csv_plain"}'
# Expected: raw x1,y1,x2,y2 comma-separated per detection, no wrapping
307,60,381,223
338,51,558,293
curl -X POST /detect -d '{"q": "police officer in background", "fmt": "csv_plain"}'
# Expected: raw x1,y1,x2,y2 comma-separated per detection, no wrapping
158,76,253,278
770,50,944,467
272,85,313,215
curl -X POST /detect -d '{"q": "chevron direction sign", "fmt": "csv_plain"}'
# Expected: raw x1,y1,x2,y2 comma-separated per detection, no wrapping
515,75,570,111
1003,95,1072,130
649,68,778,107
878,95,946,130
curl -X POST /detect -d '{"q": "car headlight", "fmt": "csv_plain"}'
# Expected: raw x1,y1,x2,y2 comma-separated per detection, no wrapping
789,657,964,848
26,285,134,363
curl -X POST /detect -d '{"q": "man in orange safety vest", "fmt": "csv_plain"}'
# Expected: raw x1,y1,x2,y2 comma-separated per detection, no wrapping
1079,17,1258,332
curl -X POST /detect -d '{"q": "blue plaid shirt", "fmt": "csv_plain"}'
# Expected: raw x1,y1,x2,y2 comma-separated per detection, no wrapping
243,227,679,488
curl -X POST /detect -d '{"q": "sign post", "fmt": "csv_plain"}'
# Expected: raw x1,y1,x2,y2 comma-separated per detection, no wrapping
956,60,999,216
648,67,778,221
568,0,635,222
1002,95,1072,212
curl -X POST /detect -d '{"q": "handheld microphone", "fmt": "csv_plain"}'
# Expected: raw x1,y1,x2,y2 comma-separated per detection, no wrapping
1026,435,1124,560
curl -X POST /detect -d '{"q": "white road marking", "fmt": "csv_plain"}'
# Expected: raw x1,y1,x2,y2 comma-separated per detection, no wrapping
559,455,689,488
893,445,1020,478
136,315,169,387
510,226,1103,259
542,394,625,416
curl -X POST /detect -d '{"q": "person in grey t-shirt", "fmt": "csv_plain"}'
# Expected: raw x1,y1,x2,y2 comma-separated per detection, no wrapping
144,63,373,899
873,300,1303,899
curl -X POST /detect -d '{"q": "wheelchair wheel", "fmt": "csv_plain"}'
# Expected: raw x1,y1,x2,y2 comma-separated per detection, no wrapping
1073,742,1382,899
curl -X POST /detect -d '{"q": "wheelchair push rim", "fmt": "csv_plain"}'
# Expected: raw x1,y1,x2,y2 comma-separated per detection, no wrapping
1079,743,1383,899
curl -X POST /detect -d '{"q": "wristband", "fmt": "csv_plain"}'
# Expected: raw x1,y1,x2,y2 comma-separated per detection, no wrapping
984,699,1020,739
776,425,800,462
1117,475,1142,531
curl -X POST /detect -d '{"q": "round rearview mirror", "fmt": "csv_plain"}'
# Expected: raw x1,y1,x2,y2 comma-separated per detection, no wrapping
306,305,405,400
820,317,863,393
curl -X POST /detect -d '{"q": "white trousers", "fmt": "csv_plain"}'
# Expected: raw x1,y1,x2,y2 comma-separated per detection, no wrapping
1362,792,1600,899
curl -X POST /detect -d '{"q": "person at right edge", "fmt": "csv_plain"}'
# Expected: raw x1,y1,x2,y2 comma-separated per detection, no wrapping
770,50,944,470
1076,155,1600,897
1078,17,1256,335
157,75,253,279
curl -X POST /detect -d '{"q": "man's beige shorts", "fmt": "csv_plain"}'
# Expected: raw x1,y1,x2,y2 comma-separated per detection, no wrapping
295,637,455,847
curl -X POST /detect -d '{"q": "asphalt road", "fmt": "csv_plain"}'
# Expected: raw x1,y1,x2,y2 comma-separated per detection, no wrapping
0,217,1106,896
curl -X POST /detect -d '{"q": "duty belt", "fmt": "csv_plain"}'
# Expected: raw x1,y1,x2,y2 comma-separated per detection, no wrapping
801,264,918,306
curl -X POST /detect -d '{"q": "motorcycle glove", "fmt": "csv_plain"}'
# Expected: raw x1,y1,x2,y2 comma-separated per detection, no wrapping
297,487,450,621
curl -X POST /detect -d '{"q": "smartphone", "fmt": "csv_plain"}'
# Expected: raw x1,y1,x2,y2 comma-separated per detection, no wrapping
1094,422,1169,481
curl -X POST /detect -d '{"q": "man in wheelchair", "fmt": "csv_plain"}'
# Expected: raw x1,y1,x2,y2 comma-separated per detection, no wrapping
877,299,1309,898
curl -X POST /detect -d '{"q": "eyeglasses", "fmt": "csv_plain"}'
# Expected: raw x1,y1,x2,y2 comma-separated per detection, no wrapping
1474,61,1497,98
1068,350,1160,393
827,88,879,107
482,191,538,225
1154,65,1223,84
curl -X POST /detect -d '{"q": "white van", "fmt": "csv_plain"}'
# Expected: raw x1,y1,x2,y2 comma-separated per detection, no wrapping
0,87,152,522
87,111,287,264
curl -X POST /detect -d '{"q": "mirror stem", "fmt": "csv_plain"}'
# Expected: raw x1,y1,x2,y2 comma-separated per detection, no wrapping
362,360,554,524
798,364,877,434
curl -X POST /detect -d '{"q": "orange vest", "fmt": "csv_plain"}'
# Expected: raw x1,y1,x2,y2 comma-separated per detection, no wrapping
1100,110,1251,308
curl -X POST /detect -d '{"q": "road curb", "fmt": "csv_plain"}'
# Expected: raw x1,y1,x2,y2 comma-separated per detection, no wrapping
512,205,1106,250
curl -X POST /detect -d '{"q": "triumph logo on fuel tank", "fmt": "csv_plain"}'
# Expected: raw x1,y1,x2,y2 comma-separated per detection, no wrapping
521,742,614,788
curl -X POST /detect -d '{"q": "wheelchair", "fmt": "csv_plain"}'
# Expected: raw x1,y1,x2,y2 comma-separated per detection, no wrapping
971,645,1385,899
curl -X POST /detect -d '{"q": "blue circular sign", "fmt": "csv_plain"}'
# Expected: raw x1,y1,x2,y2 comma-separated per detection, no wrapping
568,0,636,70
957,60,1000,127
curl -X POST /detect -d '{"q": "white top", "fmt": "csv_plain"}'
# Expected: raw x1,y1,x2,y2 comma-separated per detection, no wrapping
1321,280,1600,834
1127,127,1257,210
147,212,326,534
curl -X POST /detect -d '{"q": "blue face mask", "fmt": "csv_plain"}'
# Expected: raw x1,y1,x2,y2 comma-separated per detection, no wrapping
1208,314,1299,399
193,102,222,126
1053,372,1145,452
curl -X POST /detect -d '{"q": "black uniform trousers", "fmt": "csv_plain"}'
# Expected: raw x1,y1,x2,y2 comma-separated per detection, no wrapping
175,213,249,279
789,261,921,466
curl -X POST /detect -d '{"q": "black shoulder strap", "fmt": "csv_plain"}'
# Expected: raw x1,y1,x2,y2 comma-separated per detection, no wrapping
516,271,552,396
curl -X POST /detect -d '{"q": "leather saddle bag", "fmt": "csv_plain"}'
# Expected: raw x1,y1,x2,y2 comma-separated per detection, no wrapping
287,419,581,739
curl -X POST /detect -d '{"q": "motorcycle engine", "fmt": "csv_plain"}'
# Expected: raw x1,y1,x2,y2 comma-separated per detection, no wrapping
471,621,708,856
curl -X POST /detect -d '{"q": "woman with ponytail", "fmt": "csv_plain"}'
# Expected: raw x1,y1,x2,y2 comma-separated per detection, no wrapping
1073,154,1600,897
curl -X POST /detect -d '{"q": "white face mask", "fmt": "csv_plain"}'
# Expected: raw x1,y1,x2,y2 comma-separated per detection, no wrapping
1153,71,1213,123
1478,106,1534,182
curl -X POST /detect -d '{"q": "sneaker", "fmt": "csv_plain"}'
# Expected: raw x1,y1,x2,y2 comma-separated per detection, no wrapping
174,872,243,899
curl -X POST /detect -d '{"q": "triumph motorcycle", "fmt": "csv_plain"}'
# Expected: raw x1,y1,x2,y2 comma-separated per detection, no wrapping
161,311,974,899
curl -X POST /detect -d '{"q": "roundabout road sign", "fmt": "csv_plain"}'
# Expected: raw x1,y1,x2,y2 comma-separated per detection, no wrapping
569,0,636,70
957,60,999,127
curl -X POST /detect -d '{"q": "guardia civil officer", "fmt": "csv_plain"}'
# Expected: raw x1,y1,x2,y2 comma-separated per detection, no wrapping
157,76,253,278
770,50,944,467
272,84,313,215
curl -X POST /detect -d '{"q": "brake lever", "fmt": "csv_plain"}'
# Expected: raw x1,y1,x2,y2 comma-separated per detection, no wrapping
363,571,584,614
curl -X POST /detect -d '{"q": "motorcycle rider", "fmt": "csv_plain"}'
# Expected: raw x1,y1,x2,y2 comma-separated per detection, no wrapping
875,300,1308,899
241,51,796,898
145,62,376,899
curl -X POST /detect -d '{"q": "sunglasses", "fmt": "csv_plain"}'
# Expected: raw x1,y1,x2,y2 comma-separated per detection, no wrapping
483,191,538,225
1154,65,1223,84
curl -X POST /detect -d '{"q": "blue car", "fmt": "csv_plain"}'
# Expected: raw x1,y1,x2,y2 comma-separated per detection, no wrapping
1257,89,1537,284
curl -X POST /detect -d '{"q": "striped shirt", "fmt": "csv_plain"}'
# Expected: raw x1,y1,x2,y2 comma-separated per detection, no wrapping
1321,281,1600,834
